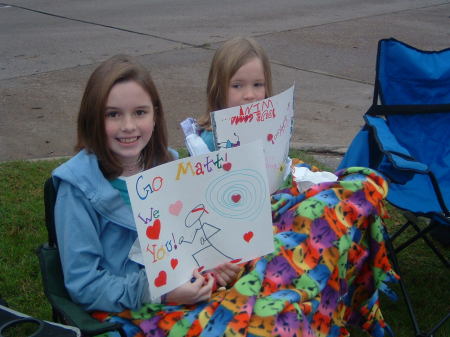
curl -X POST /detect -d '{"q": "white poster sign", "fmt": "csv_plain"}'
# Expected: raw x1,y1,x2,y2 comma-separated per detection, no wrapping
126,141,274,299
212,85,295,193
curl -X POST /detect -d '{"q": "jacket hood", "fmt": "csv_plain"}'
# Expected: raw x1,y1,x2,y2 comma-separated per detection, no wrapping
52,149,136,231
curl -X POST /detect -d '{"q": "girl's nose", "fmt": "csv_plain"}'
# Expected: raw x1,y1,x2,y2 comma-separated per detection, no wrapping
121,114,136,131
244,87,256,100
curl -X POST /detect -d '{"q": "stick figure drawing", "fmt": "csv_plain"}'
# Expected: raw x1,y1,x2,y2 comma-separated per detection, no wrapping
179,203,233,267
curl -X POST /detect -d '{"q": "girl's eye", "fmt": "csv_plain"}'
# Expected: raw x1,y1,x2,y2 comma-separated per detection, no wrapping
255,82,265,88
135,110,147,116
105,111,119,118
231,83,242,89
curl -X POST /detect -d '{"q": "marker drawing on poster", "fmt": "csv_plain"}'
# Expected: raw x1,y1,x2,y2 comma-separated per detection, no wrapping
212,85,295,193
126,141,274,299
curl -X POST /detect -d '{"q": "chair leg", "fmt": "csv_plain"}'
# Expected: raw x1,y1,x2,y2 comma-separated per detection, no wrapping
390,220,411,242
385,236,422,336
393,218,433,253
395,214,449,267
386,216,450,337
408,220,450,268
427,312,450,336
393,212,432,251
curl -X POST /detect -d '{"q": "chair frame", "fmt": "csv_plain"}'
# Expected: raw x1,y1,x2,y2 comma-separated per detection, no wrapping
361,38,450,337
37,178,127,337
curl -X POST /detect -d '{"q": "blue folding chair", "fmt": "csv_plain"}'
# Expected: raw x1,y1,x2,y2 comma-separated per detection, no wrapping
338,38,450,337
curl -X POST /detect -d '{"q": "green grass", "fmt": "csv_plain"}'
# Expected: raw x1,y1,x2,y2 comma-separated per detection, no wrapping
0,150,448,336
0,159,66,320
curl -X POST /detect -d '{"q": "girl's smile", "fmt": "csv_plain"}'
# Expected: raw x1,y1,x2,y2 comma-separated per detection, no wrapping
117,136,140,144
105,80,155,175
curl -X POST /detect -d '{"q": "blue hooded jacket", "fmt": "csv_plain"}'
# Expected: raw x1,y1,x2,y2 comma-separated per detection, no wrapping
52,148,178,312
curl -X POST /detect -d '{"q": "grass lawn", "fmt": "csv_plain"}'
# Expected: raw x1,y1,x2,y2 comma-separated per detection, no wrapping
0,149,448,336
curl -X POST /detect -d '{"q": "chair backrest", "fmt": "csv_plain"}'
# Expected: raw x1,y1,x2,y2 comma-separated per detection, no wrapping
40,178,70,302
39,178,79,324
375,39,450,178
373,39,450,214
376,38,450,106
339,39,450,215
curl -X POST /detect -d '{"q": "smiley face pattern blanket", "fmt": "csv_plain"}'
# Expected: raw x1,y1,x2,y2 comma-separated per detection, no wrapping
93,166,398,337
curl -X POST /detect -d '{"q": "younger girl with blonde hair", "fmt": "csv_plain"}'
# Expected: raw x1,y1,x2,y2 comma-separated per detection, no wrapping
197,36,273,151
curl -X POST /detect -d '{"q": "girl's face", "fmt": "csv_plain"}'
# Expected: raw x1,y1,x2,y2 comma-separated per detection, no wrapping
104,80,155,170
227,57,266,108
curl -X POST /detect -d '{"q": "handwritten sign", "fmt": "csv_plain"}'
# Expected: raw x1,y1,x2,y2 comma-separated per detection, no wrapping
212,85,295,193
126,141,274,299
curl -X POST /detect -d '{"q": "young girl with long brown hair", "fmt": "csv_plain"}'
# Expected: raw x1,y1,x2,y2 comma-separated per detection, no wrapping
53,55,217,312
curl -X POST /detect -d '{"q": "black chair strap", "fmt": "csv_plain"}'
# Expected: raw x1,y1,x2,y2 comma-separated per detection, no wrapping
44,178,58,247
367,103,450,116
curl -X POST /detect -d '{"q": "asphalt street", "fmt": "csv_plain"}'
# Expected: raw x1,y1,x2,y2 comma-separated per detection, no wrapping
1,0,450,170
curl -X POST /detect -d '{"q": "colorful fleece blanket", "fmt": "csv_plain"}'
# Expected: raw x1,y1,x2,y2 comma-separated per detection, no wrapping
94,166,398,337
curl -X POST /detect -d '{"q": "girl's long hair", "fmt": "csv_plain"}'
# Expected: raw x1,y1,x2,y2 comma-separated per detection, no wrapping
76,54,172,179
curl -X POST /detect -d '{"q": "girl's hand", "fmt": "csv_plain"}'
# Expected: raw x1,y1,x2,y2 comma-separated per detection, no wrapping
213,262,242,287
164,269,214,304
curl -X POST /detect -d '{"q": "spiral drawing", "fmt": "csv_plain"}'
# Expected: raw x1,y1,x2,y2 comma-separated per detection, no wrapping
205,169,267,220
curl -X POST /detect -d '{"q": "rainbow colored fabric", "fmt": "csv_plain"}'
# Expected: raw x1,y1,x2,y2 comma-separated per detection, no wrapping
94,166,398,337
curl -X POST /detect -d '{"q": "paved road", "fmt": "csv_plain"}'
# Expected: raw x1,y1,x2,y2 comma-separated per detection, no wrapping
1,0,449,169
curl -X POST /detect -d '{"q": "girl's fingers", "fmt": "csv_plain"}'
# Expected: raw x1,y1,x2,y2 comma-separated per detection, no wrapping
190,269,205,288
214,263,241,286
222,264,240,278
226,262,242,273
192,268,202,278
212,266,228,286
229,262,242,272
198,273,215,300
204,272,215,288
214,272,227,287
195,274,214,302
219,262,241,273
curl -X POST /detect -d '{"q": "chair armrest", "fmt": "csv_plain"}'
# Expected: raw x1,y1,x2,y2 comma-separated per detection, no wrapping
365,115,428,173
36,244,125,336
50,295,124,336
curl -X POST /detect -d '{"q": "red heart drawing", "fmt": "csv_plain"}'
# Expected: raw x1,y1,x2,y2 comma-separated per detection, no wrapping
223,162,232,171
243,231,254,242
146,219,161,240
170,258,178,270
169,200,183,216
154,271,167,287
231,194,241,203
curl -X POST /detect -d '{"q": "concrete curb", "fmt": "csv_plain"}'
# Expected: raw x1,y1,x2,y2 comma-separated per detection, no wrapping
0,143,347,164
290,142,347,155
0,156,71,164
